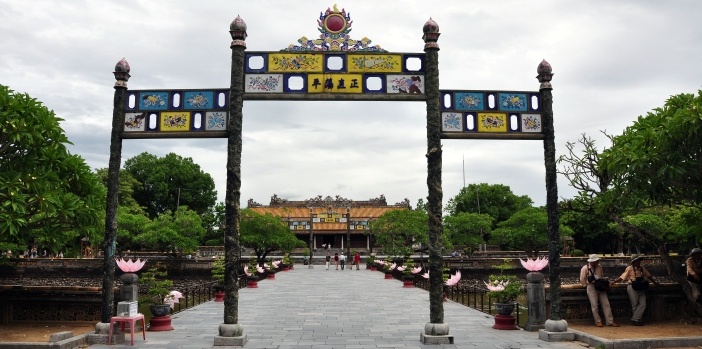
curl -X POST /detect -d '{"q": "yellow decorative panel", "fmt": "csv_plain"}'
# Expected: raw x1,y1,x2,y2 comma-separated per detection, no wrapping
477,113,508,133
160,112,191,132
348,54,402,72
268,53,323,72
307,74,363,93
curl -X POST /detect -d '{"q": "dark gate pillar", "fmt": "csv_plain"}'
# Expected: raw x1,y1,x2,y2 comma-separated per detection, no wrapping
99,59,130,325
215,15,248,347
537,60,572,341
420,18,453,345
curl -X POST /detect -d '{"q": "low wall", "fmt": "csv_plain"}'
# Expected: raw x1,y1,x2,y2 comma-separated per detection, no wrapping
0,286,112,324
547,283,687,323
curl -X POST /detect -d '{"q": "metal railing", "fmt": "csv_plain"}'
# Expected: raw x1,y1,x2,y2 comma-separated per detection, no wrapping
413,277,523,327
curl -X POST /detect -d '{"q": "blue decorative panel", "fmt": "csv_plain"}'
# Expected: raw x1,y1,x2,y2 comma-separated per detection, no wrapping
498,93,527,112
441,112,462,132
138,92,169,110
455,92,484,111
439,89,542,136
184,91,214,109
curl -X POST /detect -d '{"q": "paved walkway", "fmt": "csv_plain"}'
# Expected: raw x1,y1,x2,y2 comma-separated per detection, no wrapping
90,264,585,349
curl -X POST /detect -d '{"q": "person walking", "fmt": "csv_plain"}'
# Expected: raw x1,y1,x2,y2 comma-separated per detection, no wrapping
354,252,361,270
340,253,346,270
334,252,339,270
686,248,702,303
612,255,659,326
325,251,331,270
580,254,619,327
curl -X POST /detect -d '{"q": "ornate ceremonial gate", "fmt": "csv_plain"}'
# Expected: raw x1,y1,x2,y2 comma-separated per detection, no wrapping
102,5,562,345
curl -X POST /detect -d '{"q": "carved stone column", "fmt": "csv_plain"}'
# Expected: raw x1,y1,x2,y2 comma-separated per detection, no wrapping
420,18,453,345
215,15,248,347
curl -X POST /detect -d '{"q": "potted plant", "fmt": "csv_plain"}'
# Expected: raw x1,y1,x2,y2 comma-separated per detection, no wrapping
139,265,182,331
399,259,415,287
211,257,225,302
365,256,375,270
484,259,521,330
281,255,293,271
244,259,260,288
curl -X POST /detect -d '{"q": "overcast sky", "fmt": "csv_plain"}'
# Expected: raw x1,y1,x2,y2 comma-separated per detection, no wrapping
2,1,701,209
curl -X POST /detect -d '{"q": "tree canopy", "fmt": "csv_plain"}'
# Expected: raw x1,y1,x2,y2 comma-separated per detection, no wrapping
0,85,104,255
124,152,217,219
446,183,533,228
602,90,702,206
240,209,305,265
370,209,428,258
133,206,205,258
443,212,492,254
490,207,573,256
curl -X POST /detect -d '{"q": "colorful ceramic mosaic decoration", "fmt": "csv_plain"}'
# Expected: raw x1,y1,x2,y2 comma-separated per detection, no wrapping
123,89,229,134
283,4,386,52
440,90,542,135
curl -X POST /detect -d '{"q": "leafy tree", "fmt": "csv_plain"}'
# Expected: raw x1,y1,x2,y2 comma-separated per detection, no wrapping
133,206,204,259
201,202,225,246
240,209,305,265
558,89,702,312
0,85,104,254
446,183,533,229
443,212,492,255
603,90,702,206
369,209,428,258
95,168,143,213
124,152,217,219
490,207,572,256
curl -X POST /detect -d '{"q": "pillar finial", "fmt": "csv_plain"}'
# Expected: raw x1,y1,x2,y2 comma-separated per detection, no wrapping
113,58,130,88
537,59,553,90
422,18,440,50
230,15,248,48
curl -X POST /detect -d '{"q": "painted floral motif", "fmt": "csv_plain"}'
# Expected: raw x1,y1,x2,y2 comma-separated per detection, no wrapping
271,55,320,71
207,112,226,130
186,93,209,108
124,112,145,130
163,114,187,129
247,75,281,91
522,115,541,131
499,94,526,111
350,56,398,71
442,113,461,131
389,75,423,94
457,93,483,110
141,94,166,108
480,114,505,129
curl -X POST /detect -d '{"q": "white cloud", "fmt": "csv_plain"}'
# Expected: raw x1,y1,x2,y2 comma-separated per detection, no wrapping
2,0,701,208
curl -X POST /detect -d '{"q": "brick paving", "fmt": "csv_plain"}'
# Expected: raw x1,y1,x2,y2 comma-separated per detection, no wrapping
87,265,587,348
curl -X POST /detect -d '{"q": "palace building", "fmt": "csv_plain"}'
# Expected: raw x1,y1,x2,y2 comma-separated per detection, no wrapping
247,194,410,251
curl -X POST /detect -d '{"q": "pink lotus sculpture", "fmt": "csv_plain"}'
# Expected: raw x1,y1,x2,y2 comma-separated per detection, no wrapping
445,271,461,286
244,265,251,276
164,290,184,309
256,265,265,274
389,263,397,270
520,256,548,272
272,260,281,268
116,258,146,272
411,266,423,274
422,272,430,279
396,266,406,272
